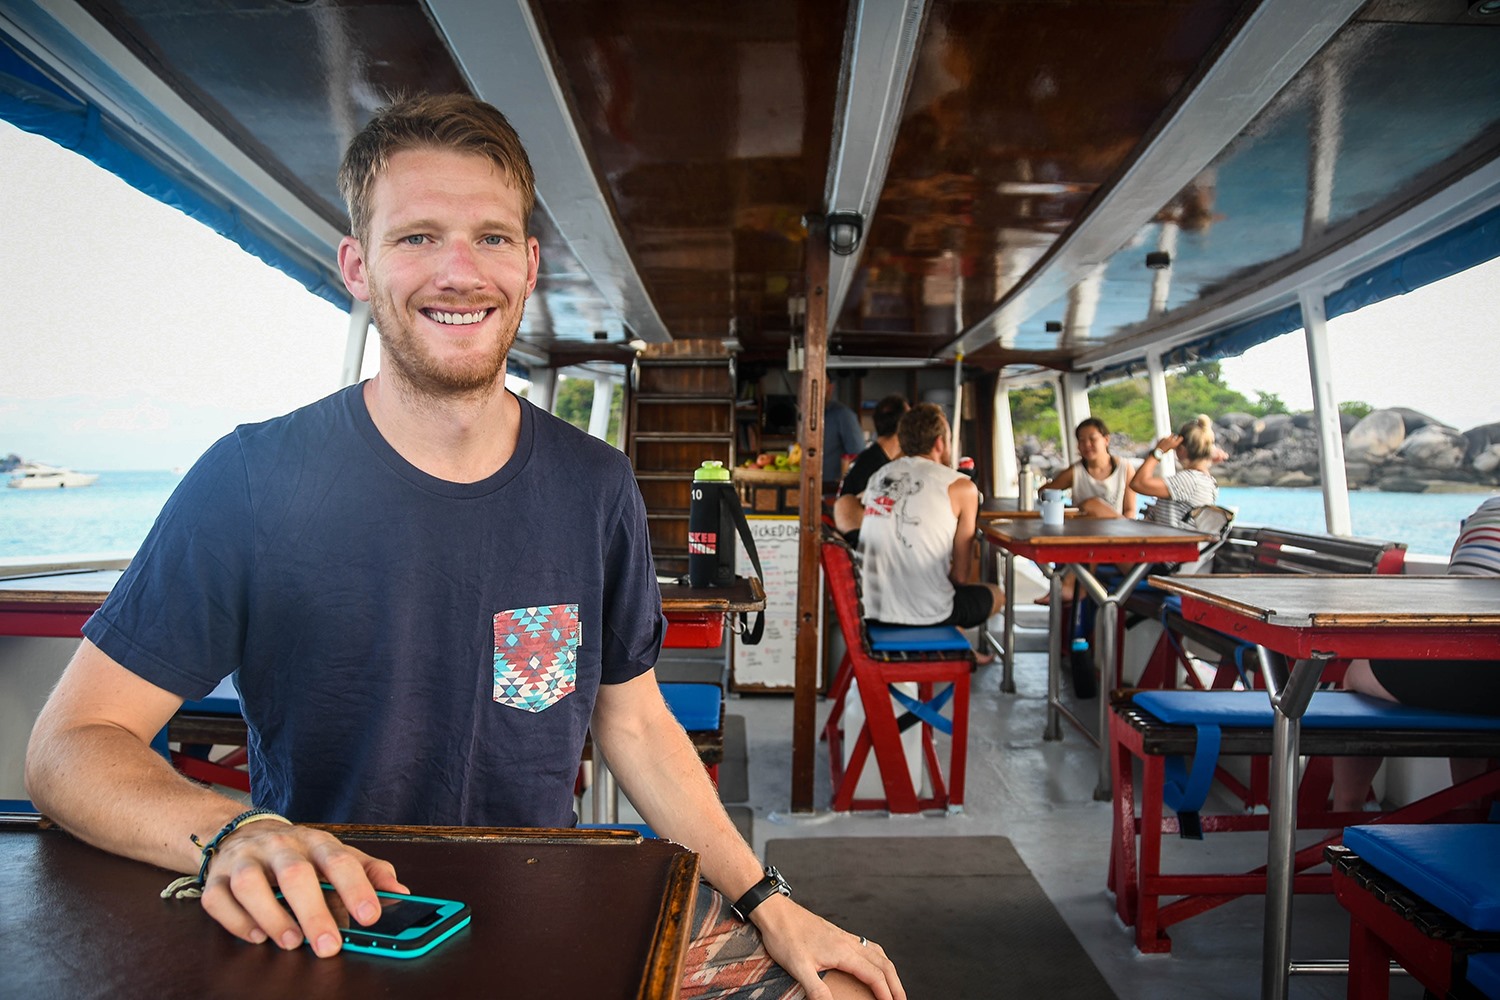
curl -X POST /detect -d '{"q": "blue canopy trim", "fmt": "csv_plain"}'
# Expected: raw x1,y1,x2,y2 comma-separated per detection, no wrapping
1087,202,1500,387
0,39,350,312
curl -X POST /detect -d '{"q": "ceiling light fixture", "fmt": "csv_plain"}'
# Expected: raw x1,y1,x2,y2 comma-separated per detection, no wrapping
1468,0,1500,15
824,212,864,256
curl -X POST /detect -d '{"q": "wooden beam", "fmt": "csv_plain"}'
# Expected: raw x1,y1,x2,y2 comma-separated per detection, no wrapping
791,233,830,812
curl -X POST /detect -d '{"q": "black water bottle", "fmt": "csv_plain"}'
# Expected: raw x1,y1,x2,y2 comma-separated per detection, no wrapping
688,461,735,587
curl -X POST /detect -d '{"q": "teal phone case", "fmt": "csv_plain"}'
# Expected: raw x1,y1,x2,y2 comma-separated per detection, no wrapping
277,885,471,959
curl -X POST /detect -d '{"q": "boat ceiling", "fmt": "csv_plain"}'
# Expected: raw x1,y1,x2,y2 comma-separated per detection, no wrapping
2,0,1498,375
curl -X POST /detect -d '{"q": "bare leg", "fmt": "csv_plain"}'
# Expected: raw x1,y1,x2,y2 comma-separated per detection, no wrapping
1332,660,1400,812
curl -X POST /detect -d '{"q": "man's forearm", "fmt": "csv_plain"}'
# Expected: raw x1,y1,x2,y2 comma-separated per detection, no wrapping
27,720,245,874
593,711,766,900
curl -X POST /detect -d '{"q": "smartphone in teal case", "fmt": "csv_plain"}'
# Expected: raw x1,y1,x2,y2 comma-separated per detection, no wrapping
277,884,471,959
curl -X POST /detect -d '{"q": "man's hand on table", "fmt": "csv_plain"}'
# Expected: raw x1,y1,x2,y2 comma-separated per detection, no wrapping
752,894,906,1000
199,821,407,957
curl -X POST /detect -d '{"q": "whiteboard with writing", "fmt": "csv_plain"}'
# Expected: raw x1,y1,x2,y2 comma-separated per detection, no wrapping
731,516,820,691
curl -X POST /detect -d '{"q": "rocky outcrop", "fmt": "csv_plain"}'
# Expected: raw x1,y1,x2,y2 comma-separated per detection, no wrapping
1020,408,1498,493
1212,407,1499,492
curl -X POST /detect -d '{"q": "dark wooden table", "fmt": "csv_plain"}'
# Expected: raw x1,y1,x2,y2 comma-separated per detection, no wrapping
983,519,1211,798
1147,574,1500,1000
0,818,699,1000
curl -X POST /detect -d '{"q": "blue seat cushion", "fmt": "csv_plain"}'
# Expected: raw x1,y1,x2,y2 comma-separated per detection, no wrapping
660,682,722,732
1134,691,1500,731
866,624,971,652
1467,952,1500,999
1342,824,1500,932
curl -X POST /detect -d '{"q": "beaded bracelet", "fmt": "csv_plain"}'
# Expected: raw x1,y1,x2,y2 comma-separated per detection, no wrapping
161,807,291,899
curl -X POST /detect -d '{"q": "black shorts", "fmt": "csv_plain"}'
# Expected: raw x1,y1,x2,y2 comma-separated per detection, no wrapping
938,584,994,629
1369,659,1500,716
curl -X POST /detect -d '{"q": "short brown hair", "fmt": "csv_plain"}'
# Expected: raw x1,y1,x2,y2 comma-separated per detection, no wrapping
337,93,537,243
897,402,948,457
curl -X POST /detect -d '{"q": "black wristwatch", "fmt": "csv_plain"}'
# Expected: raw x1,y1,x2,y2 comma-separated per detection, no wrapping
730,865,792,922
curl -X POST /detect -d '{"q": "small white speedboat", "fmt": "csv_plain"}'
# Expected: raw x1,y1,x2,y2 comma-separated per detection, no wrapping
6,463,100,489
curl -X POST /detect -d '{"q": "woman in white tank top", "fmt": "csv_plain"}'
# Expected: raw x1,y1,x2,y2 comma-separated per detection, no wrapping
1041,418,1137,518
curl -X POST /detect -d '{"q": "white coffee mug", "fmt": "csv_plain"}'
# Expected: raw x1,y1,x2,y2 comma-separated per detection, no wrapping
1040,498,1064,526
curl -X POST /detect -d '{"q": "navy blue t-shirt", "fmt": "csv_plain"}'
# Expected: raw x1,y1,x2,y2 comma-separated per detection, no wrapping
83,385,665,827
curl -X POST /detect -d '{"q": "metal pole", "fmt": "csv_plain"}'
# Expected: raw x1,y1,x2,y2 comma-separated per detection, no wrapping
341,300,371,387
1300,287,1353,535
1044,567,1063,741
1258,647,1331,1000
1146,351,1176,477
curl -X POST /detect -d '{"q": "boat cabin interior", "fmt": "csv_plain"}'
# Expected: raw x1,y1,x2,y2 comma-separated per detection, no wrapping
3,2,1499,997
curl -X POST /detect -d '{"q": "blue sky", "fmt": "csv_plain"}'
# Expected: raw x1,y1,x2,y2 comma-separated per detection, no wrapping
2,120,1496,471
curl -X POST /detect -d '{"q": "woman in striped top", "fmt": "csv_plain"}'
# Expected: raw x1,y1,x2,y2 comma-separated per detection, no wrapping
1130,414,1218,527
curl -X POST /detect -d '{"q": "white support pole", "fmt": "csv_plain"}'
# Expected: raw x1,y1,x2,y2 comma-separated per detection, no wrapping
1146,351,1176,476
1058,372,1091,467
950,353,964,468
1299,287,1353,535
1148,222,1179,319
341,300,371,387
992,379,1018,498
528,367,557,414
588,376,615,443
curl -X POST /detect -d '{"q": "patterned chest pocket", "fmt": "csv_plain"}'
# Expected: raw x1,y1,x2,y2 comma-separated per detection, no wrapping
493,605,580,712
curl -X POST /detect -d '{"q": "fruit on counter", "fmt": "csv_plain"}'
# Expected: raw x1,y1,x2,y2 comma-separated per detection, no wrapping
739,452,802,472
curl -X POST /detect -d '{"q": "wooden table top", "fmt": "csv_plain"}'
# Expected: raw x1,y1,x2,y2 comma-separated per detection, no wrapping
983,518,1212,547
658,576,766,613
1147,574,1500,628
0,819,698,999
0,570,768,616
0,568,122,604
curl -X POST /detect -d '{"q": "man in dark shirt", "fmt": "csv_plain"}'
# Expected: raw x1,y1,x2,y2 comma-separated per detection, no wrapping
833,395,908,547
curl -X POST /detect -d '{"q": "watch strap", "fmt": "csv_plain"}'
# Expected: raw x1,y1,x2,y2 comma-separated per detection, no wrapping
730,866,790,922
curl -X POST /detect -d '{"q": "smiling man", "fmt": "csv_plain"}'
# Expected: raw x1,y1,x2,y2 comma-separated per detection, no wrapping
26,95,901,1000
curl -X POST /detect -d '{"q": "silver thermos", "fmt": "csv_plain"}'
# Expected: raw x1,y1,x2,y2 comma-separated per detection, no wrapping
1017,467,1037,511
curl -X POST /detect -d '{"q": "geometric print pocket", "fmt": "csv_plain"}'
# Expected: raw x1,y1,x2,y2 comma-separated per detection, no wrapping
492,604,580,712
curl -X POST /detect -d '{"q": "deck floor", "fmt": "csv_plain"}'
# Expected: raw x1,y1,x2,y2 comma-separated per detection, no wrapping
686,645,1427,1000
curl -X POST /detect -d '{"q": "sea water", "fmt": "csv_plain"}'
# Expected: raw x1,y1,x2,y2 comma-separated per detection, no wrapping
0,472,1493,560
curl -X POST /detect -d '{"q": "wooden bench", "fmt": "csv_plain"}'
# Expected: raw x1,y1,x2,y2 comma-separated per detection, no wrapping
1127,526,1407,691
1108,690,1500,954
1329,825,1500,999
820,536,972,814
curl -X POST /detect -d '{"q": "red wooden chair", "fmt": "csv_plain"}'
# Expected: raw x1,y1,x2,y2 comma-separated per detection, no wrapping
820,537,972,814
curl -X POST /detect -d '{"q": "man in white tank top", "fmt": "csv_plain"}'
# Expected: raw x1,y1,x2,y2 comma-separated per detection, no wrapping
858,403,1002,634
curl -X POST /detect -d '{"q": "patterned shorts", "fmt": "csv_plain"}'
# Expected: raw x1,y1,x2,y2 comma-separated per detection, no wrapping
679,885,806,1000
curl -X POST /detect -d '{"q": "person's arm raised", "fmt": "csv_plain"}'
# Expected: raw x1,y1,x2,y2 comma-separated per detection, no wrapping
1129,436,1180,500
25,640,405,956
593,671,905,1000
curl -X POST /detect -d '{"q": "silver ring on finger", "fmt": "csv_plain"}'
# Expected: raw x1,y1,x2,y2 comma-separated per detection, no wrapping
858,935,868,947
